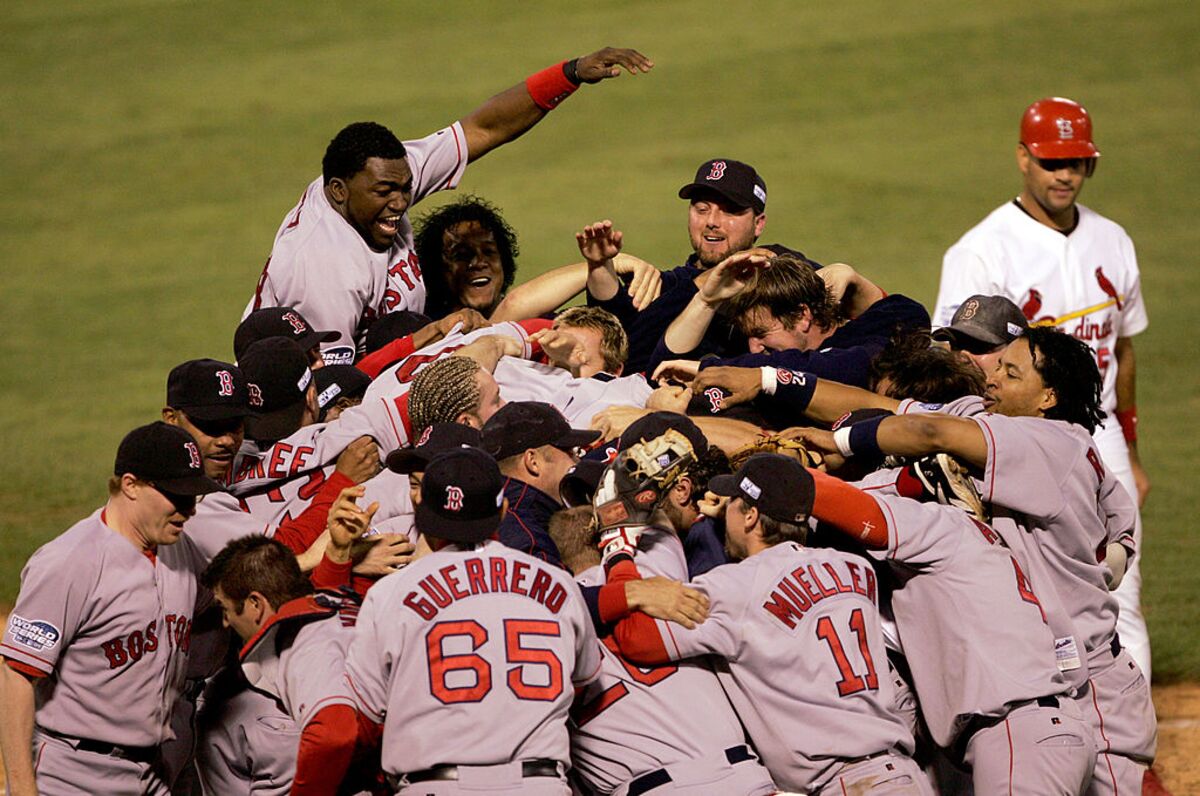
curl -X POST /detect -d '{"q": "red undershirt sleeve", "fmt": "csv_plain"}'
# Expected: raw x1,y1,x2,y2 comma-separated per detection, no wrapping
597,581,630,623
4,659,46,680
273,472,356,554
310,556,354,591
604,560,671,664
291,704,358,796
809,468,890,548
355,335,417,380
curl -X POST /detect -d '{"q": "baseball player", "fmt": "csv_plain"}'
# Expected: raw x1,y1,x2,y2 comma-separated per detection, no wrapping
540,507,775,796
244,47,654,363
934,97,1153,680
234,306,341,371
0,422,220,795
603,451,926,795
343,447,602,794
203,526,370,795
804,466,1099,794
791,327,1156,794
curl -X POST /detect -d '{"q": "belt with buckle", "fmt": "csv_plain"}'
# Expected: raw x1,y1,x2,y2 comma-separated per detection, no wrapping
403,758,561,785
627,745,754,796
39,728,157,765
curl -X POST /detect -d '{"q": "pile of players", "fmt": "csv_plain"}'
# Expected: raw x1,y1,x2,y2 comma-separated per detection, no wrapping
0,44,1158,796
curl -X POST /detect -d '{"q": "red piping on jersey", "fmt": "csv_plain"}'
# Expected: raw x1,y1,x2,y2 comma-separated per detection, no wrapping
503,478,547,562
431,125,466,193
286,186,309,230
1005,718,1014,796
1090,678,1119,792
356,335,417,380
976,417,999,503
239,595,335,661
345,673,384,725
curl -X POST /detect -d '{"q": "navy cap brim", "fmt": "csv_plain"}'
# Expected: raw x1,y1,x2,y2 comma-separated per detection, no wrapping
706,474,740,497
385,448,432,475
152,474,225,496
179,403,257,422
678,183,755,212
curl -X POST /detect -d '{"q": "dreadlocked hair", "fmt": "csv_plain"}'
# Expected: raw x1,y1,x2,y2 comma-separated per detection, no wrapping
1023,326,1105,433
408,356,482,436
722,255,841,334
869,331,986,401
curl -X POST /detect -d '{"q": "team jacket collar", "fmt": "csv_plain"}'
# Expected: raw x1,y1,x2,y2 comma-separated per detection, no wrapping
238,594,336,662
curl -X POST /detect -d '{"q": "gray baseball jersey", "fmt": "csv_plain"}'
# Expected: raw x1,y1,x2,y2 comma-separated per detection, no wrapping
492,358,653,427
195,666,299,796
2,509,206,747
344,540,601,777
569,561,773,795
246,124,470,364
618,543,914,793
239,596,358,731
970,413,1135,664
855,492,1069,747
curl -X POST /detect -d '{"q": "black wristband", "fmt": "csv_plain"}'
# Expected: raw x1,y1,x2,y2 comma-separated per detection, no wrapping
563,58,582,86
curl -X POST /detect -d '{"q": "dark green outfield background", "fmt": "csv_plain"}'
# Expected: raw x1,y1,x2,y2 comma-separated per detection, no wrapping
2,1,1196,679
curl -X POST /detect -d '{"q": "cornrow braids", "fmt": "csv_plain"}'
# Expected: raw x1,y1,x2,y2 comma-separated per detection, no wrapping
408,356,483,435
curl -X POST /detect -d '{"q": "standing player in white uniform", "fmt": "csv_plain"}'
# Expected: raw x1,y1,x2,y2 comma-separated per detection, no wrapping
934,97,1153,679
0,423,221,796
245,47,654,363
342,447,602,795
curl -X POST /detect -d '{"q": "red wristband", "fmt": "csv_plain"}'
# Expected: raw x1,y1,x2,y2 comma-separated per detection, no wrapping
1115,406,1138,443
525,61,578,110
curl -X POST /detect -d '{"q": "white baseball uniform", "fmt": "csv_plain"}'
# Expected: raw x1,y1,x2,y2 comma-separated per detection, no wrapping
935,199,1152,676
2,509,208,795
609,544,924,795
493,358,654,428
345,540,601,795
245,124,470,364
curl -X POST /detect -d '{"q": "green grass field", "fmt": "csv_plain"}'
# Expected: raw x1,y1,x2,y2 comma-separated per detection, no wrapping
2,0,1197,680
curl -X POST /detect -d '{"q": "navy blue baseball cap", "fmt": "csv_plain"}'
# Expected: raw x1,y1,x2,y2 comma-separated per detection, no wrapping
235,307,340,362
679,159,767,214
416,447,505,544
708,453,813,523
167,359,255,421
114,422,224,496
386,423,483,474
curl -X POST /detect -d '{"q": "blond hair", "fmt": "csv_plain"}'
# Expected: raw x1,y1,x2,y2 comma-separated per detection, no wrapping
554,306,628,373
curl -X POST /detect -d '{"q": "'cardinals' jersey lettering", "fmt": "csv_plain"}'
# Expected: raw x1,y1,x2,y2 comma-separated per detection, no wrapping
246,124,470,362
936,202,1148,427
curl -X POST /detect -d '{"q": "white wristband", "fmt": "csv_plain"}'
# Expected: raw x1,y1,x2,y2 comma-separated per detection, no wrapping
833,426,855,458
761,367,778,396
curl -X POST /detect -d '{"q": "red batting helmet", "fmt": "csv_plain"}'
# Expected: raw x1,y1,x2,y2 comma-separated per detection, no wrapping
1020,97,1100,160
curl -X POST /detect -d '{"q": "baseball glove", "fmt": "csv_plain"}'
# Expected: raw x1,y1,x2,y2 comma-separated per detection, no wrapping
728,432,823,472
594,428,696,563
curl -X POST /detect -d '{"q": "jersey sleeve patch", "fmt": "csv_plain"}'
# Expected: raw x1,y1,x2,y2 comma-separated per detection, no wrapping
6,615,61,652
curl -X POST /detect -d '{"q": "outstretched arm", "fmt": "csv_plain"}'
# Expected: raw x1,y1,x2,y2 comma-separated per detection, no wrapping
661,251,766,357
460,47,653,163
792,414,989,470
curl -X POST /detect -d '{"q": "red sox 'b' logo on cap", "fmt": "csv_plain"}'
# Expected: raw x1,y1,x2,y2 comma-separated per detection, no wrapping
444,486,464,512
185,442,202,470
706,160,727,181
282,311,307,335
216,370,234,397
247,383,264,408
704,387,724,413
416,426,433,447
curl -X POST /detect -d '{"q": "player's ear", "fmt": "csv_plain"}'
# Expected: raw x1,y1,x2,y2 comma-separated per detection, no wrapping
1016,144,1031,175
1038,385,1058,415
670,476,691,506
455,412,482,429
327,177,348,205
753,212,767,238
162,406,178,424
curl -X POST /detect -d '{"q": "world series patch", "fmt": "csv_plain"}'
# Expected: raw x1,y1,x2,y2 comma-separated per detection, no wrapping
8,614,60,652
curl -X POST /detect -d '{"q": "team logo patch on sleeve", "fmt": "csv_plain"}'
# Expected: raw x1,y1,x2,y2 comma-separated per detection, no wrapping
8,615,61,652
321,346,356,366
